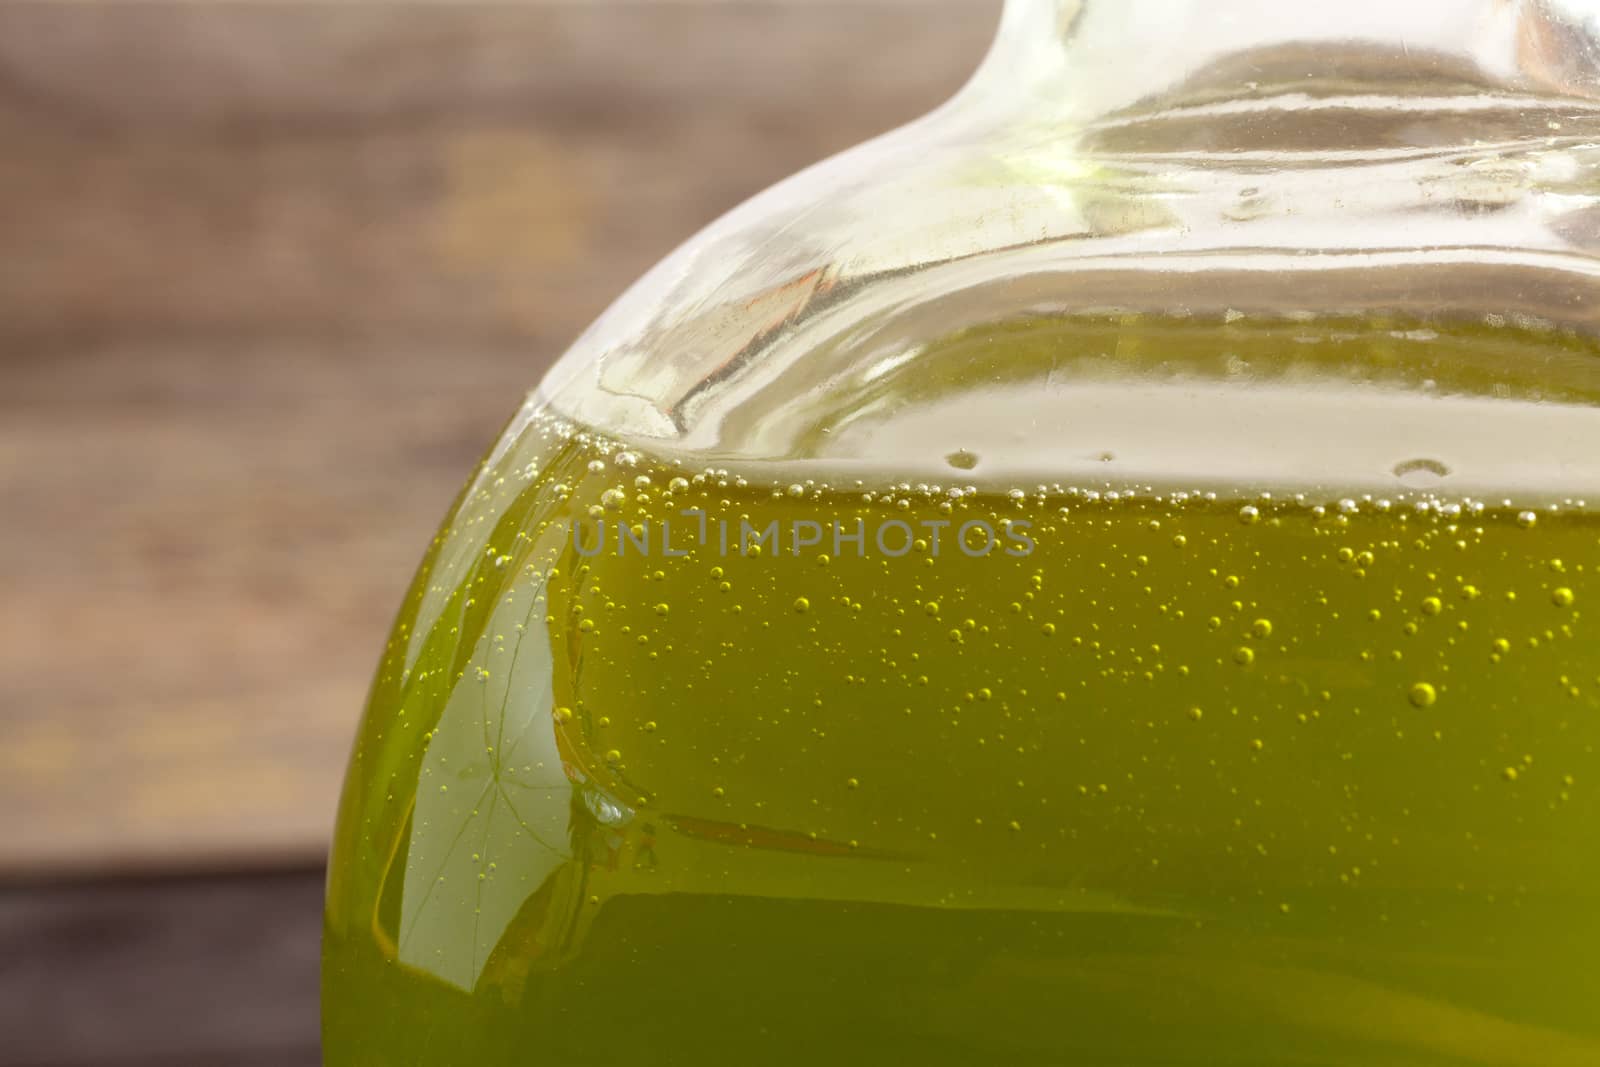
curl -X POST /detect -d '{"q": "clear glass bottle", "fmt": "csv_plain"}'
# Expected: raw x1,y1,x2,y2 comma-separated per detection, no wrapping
323,2,1600,1062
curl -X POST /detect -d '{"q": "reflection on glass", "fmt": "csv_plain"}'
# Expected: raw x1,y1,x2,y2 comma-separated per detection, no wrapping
397,570,573,993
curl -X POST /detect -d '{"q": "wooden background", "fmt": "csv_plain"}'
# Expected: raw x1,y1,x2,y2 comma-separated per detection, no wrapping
0,1,998,1062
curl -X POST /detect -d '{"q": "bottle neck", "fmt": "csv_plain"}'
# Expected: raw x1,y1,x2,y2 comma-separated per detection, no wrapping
966,0,1600,124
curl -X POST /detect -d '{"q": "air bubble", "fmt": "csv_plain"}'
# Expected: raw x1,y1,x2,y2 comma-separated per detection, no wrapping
946,450,979,471
1392,458,1450,488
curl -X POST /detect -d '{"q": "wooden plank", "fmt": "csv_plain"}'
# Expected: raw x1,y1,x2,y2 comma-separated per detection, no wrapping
1,868,324,1066
0,1,999,876
0,0,998,345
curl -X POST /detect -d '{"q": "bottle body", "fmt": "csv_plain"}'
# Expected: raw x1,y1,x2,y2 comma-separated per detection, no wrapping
325,1,1600,1061
324,320,1600,1066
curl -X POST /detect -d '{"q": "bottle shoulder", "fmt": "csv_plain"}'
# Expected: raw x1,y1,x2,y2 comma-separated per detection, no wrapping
535,81,1600,479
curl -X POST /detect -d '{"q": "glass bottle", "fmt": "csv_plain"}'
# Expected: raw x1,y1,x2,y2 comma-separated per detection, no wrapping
323,1,1600,1062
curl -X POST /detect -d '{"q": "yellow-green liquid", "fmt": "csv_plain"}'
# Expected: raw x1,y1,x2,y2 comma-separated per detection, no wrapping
324,324,1600,1066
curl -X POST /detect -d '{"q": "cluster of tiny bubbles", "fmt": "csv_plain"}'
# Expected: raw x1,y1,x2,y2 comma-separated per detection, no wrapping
442,415,1595,871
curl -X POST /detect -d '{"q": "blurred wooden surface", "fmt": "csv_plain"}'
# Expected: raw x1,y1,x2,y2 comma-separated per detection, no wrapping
0,0,998,877
2,868,324,1067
